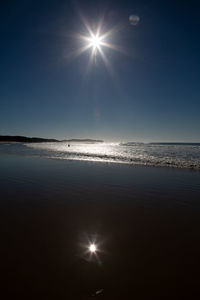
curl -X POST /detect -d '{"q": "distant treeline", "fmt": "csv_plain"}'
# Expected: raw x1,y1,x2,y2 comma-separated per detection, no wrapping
0,135,104,143
0,135,59,143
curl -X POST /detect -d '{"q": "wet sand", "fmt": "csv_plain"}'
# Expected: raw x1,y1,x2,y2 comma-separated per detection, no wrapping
1,155,200,299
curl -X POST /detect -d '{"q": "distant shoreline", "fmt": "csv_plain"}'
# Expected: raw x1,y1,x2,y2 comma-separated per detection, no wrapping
0,135,199,145
0,135,104,143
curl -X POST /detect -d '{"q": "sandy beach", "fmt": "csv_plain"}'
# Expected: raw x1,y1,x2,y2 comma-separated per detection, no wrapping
1,154,200,299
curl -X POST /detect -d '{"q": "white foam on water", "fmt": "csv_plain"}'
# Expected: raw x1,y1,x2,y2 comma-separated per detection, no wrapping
1,142,200,170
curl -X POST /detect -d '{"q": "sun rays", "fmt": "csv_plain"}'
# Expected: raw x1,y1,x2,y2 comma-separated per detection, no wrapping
68,12,126,77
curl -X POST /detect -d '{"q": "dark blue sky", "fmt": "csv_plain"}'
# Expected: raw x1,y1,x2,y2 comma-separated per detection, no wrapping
1,0,200,142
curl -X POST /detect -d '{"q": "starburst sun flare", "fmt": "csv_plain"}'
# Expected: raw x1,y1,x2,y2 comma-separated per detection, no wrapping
88,34,103,49
69,13,126,75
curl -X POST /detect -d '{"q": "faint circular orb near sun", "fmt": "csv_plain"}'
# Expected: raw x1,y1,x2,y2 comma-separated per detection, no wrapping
129,14,140,26
89,243,97,253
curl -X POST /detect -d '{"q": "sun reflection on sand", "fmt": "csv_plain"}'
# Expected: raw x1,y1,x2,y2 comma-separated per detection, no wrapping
89,243,97,253
77,233,107,263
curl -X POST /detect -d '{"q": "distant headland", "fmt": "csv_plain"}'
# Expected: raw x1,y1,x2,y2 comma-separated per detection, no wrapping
0,135,104,143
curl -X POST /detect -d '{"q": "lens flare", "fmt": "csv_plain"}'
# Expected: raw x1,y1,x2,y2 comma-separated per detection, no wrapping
129,14,140,26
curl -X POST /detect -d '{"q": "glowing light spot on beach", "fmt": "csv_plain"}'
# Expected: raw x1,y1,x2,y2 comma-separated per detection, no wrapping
89,243,97,253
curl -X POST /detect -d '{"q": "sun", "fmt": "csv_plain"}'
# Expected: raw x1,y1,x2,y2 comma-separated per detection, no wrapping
88,35,102,49
68,12,127,76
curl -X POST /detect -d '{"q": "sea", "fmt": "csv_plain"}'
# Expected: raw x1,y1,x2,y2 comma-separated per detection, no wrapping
0,141,200,170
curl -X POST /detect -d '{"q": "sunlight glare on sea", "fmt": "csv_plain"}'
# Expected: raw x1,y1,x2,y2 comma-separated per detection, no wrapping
1,142,200,170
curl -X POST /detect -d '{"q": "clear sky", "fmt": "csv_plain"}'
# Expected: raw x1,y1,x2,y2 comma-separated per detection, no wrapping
0,0,200,142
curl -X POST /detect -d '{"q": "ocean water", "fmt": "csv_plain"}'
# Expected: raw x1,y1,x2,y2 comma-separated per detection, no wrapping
1,142,200,170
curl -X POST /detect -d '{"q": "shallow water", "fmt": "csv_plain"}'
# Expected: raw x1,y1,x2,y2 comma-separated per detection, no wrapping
1,142,200,170
1,154,200,299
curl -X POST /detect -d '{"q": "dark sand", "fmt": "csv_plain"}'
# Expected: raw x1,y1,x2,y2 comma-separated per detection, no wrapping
1,155,200,299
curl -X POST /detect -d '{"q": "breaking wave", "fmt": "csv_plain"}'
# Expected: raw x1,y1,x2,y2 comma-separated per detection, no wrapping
1,142,200,170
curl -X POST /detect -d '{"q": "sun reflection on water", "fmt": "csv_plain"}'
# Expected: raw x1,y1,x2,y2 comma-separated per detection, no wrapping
25,142,200,169
53,142,123,162
26,142,134,164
